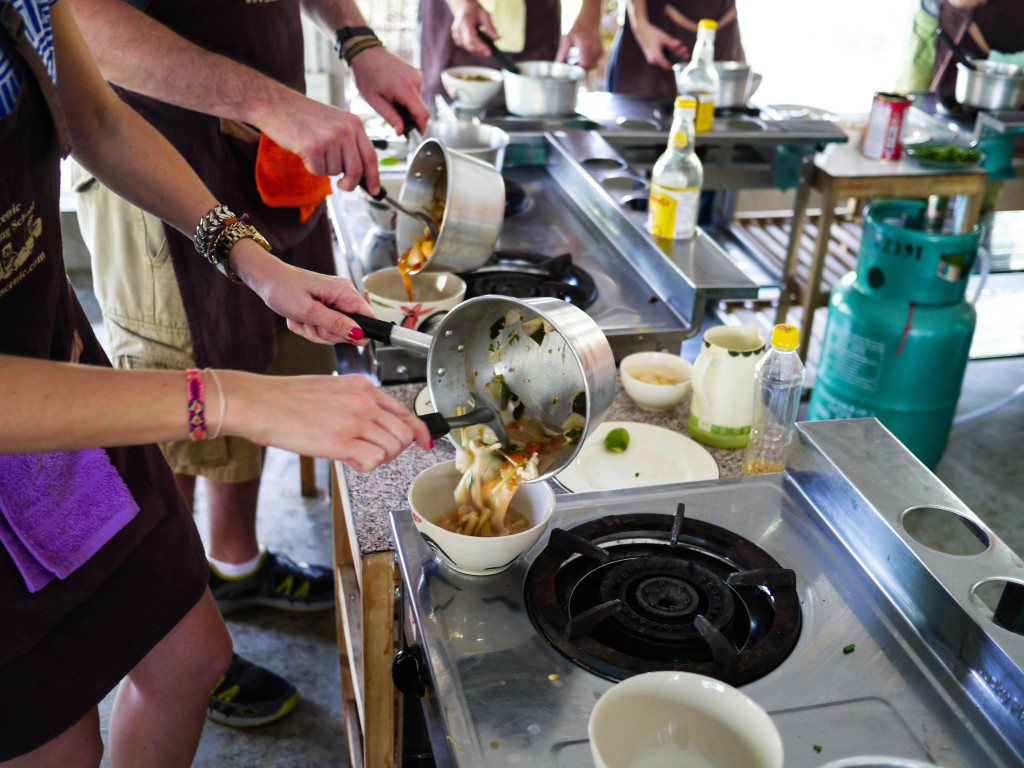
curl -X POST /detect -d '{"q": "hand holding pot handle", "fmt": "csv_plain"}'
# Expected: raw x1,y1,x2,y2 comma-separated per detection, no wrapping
343,311,433,356
343,311,395,344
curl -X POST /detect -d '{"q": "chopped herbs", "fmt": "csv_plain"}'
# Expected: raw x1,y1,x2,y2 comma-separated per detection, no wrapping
842,643,856,655
572,390,587,416
489,316,506,339
529,326,546,344
512,402,525,421
564,427,583,443
635,472,640,477
813,745,822,753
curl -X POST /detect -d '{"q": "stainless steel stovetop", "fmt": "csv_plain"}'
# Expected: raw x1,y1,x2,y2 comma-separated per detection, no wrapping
328,130,758,383
392,419,1024,767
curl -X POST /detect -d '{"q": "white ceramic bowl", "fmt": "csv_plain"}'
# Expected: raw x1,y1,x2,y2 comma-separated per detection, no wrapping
440,66,503,109
362,268,466,333
588,671,784,768
407,460,554,576
619,351,693,411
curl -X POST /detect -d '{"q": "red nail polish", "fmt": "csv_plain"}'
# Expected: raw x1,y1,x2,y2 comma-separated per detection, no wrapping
348,327,364,341
429,439,435,450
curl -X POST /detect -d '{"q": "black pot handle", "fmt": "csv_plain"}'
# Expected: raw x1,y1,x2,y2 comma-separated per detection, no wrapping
477,26,521,75
344,311,395,345
357,176,386,202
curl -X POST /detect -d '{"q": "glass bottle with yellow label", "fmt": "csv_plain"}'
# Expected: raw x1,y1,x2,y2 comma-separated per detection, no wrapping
647,96,704,240
675,19,719,133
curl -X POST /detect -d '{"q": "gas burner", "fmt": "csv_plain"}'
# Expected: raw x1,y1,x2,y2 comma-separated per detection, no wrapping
504,178,529,218
461,251,598,310
936,92,979,124
525,504,801,684
716,105,761,118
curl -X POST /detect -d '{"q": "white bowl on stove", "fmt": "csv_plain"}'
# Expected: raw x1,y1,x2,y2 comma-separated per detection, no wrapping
407,460,554,576
588,671,783,768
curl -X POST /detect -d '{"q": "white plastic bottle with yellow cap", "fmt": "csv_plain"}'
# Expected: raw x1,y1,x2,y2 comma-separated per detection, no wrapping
647,95,704,240
675,18,719,132
742,324,806,476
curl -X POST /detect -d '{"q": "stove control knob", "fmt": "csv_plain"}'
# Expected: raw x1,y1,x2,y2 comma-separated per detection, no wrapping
392,645,429,697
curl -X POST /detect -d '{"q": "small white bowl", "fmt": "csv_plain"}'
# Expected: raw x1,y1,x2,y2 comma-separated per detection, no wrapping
589,671,784,768
619,351,693,411
362,268,466,333
407,460,554,576
441,66,503,109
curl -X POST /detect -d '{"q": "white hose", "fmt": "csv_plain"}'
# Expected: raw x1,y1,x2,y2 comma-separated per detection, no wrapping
954,381,1024,425
952,244,1019,426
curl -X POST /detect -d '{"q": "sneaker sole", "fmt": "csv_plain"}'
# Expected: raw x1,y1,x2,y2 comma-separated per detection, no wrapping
214,595,336,614
207,690,299,728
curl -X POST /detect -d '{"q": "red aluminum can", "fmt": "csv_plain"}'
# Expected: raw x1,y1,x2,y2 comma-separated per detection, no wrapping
861,92,911,160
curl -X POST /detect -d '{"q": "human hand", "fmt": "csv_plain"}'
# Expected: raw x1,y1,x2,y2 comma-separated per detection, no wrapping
557,17,604,68
228,239,374,345
450,0,496,56
228,371,433,471
253,89,379,193
634,19,687,70
349,45,430,137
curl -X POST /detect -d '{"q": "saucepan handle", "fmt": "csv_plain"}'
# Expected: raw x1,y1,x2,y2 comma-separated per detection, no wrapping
344,312,433,355
357,177,386,202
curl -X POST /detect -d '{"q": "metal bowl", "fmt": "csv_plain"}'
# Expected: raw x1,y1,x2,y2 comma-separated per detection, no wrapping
955,60,1024,110
421,121,510,168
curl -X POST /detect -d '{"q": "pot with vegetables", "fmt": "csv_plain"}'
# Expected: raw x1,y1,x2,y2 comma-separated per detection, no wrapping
347,295,616,480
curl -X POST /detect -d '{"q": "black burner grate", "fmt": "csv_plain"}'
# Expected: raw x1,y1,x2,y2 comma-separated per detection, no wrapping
525,504,802,685
461,251,598,310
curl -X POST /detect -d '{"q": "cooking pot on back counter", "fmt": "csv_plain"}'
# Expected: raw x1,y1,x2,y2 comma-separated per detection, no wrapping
347,294,616,480
396,138,505,273
503,61,586,117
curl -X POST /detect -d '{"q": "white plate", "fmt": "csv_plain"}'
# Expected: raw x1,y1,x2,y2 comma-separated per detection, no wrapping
554,421,719,493
766,103,832,120
414,385,433,416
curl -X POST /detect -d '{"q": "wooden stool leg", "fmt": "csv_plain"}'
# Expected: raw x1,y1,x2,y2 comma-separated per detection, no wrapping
799,185,839,364
300,455,317,497
776,157,814,325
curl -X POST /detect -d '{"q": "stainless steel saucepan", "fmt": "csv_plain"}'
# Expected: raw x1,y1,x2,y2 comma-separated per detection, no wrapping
348,295,616,481
395,138,505,274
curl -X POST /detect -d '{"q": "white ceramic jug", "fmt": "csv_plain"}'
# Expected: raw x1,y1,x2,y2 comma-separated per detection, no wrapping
688,325,766,449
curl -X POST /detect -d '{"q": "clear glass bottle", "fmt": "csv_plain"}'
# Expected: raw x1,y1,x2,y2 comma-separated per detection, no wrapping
742,324,806,475
647,96,704,240
675,18,719,133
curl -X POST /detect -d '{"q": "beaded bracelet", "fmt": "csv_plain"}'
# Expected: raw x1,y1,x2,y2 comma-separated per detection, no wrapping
342,37,383,66
186,368,206,441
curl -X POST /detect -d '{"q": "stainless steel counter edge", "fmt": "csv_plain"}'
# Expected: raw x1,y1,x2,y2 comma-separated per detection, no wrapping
790,417,1024,755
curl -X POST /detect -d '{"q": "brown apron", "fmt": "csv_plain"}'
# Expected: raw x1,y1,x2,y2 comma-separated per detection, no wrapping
113,0,334,372
606,0,744,100
419,0,562,102
932,1,1024,94
0,4,207,757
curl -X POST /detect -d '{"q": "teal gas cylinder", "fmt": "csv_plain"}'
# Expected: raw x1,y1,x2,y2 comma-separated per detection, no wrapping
807,199,981,468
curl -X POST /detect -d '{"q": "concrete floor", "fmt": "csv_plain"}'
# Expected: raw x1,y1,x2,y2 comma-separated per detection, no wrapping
66,269,1024,768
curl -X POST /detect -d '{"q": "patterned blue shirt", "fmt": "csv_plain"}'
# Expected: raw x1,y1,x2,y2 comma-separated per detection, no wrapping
0,0,57,118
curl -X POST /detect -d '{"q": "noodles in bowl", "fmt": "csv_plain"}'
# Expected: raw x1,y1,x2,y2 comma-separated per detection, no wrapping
407,461,555,576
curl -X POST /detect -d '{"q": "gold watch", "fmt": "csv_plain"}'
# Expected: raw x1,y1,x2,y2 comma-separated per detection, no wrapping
211,222,271,283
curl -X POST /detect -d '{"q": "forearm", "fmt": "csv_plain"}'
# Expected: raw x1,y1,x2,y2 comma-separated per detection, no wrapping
67,0,298,129
575,0,603,31
627,0,649,28
0,357,193,452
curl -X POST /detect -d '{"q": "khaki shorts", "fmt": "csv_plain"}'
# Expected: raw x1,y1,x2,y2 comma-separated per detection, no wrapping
72,164,336,483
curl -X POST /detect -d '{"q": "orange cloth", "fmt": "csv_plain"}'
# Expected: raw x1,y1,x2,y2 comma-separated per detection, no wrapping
255,133,333,223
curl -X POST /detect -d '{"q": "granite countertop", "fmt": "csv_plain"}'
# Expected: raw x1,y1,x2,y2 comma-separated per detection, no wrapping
339,380,745,555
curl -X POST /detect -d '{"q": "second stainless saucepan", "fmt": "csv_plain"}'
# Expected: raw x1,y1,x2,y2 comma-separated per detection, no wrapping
348,295,616,481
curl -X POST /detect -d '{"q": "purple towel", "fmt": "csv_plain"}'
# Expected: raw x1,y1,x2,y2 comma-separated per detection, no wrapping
0,449,139,593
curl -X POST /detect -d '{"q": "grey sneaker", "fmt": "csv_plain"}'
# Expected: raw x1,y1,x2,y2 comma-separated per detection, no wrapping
209,549,335,613
208,654,299,728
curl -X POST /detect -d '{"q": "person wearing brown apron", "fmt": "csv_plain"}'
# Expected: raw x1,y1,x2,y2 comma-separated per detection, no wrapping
606,0,744,99
68,0,432,725
0,0,227,760
419,0,604,102
931,0,1024,93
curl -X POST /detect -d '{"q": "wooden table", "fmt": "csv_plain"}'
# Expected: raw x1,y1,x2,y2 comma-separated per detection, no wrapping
775,141,988,362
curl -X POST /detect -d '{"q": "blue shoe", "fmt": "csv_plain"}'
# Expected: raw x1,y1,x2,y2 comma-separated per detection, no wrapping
209,549,334,613
208,654,299,728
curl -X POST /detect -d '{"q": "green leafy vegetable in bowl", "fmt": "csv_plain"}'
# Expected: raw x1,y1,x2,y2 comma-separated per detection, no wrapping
603,427,630,453
905,143,982,164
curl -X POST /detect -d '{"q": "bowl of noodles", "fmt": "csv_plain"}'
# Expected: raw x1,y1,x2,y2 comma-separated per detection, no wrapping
407,459,555,576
